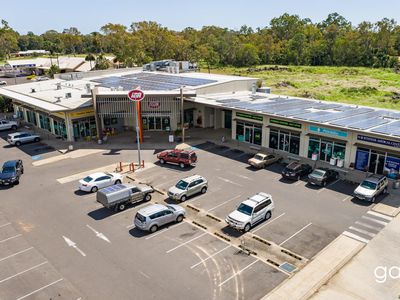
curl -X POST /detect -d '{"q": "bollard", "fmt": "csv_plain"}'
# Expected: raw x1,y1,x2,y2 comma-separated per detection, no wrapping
142,160,145,168
119,162,122,172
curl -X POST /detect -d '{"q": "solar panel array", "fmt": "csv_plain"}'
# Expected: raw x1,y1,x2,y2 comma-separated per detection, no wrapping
92,72,217,91
219,96,400,135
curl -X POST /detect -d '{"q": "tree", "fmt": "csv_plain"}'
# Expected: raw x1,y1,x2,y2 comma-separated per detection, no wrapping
46,64,60,78
94,54,109,70
0,20,19,59
235,44,260,67
85,53,95,69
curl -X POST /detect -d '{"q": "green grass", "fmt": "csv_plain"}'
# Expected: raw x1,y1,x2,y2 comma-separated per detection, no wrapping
206,65,400,110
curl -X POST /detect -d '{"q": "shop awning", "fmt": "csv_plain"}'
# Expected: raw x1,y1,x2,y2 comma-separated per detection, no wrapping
306,133,348,144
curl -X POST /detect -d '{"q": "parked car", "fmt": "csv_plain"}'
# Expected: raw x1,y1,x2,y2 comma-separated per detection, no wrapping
248,153,282,168
281,162,312,180
157,149,197,168
35,76,50,81
97,183,153,211
134,203,186,233
353,175,389,202
0,119,18,131
168,175,208,202
7,132,40,146
79,172,123,193
225,192,274,232
0,160,24,185
308,168,339,187
0,80,7,86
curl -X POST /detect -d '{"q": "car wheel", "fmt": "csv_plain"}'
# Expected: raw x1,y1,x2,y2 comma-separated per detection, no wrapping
91,186,98,193
21,168,24,174
34,137,40,142
201,187,207,194
383,187,388,194
150,225,158,233
265,211,271,220
14,179,20,185
115,179,122,184
372,196,376,203
15,141,21,146
160,158,165,164
176,215,184,223
179,162,185,169
11,125,17,130
118,203,126,211
180,195,187,202
144,194,152,201
244,223,251,233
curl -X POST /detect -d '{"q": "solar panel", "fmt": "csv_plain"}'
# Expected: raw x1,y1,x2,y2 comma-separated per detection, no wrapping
276,108,311,117
122,73,217,87
329,111,383,126
306,108,374,123
379,111,400,120
370,121,400,135
348,118,390,130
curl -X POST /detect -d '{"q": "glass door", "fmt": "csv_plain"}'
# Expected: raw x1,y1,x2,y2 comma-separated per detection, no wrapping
377,154,385,175
155,117,162,130
279,132,289,152
148,117,155,130
245,127,253,143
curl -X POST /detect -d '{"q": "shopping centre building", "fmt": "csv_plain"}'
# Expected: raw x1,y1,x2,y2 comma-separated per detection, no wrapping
0,68,399,179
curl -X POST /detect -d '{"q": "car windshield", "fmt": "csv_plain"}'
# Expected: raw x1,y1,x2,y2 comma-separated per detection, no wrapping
2,167,15,173
166,205,176,211
176,180,189,190
254,155,264,160
83,176,93,183
360,180,377,190
311,170,325,177
237,203,253,216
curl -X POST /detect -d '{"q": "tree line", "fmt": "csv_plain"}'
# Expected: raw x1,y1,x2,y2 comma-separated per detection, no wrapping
0,13,399,68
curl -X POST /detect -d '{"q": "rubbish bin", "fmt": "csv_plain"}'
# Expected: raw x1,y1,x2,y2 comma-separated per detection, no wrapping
393,181,400,189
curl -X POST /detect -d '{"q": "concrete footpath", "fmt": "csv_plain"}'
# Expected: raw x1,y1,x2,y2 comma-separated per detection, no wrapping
311,214,400,300
263,235,364,300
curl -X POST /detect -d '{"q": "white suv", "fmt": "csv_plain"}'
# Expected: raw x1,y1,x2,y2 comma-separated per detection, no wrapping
225,192,274,232
0,120,18,131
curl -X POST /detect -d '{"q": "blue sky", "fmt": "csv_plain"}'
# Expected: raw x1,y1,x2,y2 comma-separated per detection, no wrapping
3,0,400,34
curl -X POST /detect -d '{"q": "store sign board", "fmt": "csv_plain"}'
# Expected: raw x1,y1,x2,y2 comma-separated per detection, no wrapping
385,156,400,179
270,118,302,129
355,150,369,171
69,109,95,119
309,125,348,138
236,112,263,122
358,135,400,149
148,101,160,109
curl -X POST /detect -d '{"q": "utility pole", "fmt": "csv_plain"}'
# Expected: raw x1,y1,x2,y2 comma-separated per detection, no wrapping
180,86,185,143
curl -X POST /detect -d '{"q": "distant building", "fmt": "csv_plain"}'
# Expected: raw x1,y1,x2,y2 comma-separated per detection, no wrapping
14,50,50,57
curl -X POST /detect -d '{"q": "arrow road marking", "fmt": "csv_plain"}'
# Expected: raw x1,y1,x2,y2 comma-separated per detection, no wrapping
62,236,86,257
86,224,111,243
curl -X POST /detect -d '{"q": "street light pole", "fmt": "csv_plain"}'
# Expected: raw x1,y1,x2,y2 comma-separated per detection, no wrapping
135,101,141,168
180,86,185,143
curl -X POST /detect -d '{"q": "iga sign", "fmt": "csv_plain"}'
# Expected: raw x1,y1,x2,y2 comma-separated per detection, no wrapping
127,89,145,101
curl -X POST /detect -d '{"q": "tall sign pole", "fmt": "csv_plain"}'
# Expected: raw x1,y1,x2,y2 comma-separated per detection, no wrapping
128,89,145,168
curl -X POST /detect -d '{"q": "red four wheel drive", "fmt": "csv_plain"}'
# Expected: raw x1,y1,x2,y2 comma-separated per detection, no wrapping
157,149,197,168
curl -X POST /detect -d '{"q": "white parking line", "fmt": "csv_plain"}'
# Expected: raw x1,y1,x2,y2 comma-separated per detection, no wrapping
166,233,207,253
0,261,48,284
252,213,286,233
0,234,22,243
190,245,231,269
317,179,341,193
342,231,369,244
349,226,376,238
217,176,242,187
0,247,34,263
207,195,242,212
362,216,388,226
145,222,186,240
235,174,252,181
367,211,393,221
16,278,63,300
218,260,258,287
279,223,312,246
342,196,352,202
0,222,11,229
355,221,382,231
191,187,222,201
294,181,303,186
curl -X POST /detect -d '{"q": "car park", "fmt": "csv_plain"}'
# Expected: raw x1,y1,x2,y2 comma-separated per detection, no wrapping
281,162,312,180
79,172,123,193
308,168,339,187
225,192,274,232
97,183,154,211
0,119,18,131
0,160,24,185
134,203,186,233
157,149,197,168
168,175,208,201
248,153,282,168
7,132,40,146
353,175,389,202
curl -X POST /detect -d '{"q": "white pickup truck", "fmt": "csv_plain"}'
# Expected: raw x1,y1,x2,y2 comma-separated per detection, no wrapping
0,120,18,131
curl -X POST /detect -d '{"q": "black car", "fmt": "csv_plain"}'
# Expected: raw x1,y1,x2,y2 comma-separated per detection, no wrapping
308,168,339,187
0,160,24,185
281,162,312,180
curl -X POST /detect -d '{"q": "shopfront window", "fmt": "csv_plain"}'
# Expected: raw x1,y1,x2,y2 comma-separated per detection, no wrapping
355,147,400,178
26,110,37,126
308,137,346,162
73,117,96,139
270,129,300,155
39,114,51,132
141,116,170,131
53,119,67,139
236,121,262,145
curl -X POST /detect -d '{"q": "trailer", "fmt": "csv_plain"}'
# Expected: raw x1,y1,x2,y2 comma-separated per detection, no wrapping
97,183,154,211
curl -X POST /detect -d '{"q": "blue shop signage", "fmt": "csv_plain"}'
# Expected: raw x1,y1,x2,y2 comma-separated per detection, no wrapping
309,125,348,138
357,135,400,149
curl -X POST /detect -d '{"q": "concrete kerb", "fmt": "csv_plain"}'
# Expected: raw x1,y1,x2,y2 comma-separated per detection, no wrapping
262,235,365,300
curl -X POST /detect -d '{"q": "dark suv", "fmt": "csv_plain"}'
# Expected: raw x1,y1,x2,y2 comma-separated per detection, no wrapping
0,160,24,185
281,162,312,180
157,149,197,168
